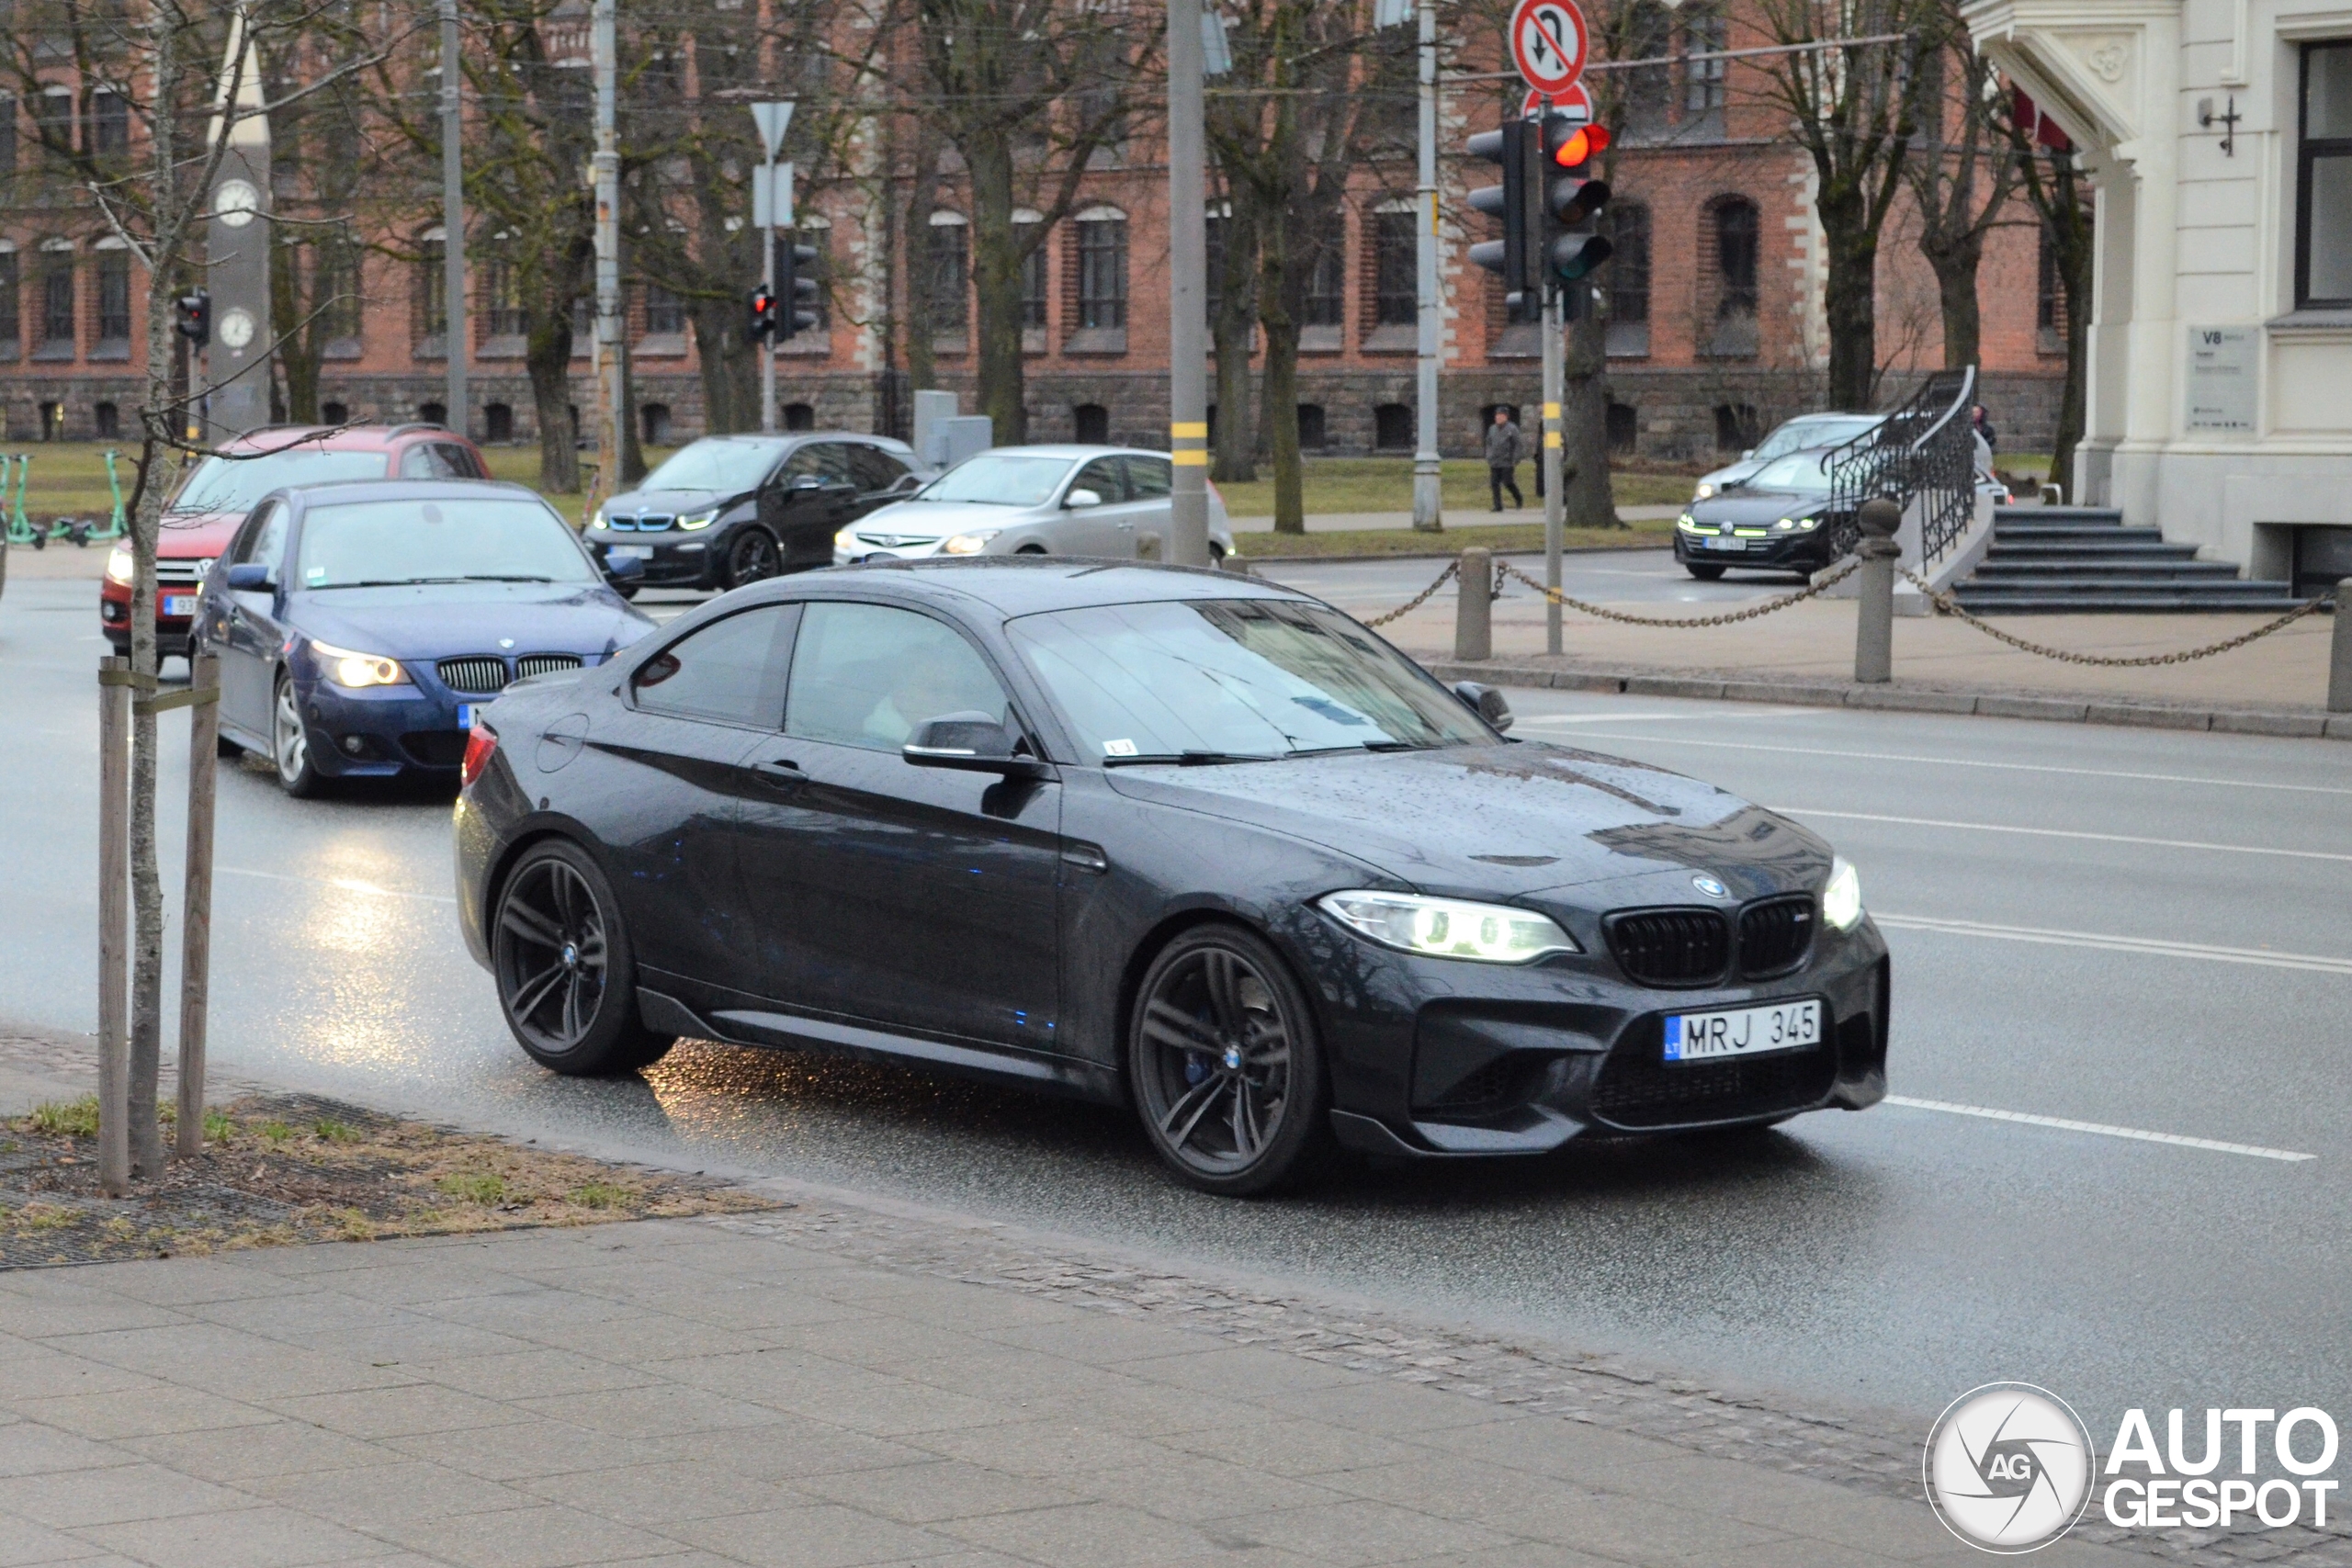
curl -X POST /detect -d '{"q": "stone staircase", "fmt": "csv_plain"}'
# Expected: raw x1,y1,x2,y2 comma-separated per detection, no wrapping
1952,506,2302,614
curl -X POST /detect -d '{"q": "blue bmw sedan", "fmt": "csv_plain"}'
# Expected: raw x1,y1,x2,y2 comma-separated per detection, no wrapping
194,480,656,795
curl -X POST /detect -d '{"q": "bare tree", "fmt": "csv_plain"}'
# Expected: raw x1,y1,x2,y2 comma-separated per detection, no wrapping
1903,6,2018,369
2002,92,2090,493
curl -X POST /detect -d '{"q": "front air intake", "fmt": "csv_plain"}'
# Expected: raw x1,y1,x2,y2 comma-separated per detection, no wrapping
1737,896,1815,979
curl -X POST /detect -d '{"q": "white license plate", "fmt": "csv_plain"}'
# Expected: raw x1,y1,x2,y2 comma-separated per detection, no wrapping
163,594,198,616
1663,998,1821,1063
458,703,481,728
606,545,653,559
1704,536,1746,551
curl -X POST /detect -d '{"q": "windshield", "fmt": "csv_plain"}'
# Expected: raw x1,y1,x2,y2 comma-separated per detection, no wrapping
169,448,390,513
1746,451,1837,494
1751,416,1878,462
1010,599,1494,762
293,497,600,589
918,454,1073,507
640,438,788,495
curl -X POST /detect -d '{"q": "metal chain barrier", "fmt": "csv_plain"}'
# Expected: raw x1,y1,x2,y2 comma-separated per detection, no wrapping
1902,568,2335,667
1495,556,1861,627
1361,559,1460,627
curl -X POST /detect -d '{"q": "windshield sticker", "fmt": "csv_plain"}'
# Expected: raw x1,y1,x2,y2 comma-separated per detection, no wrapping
306,565,327,582
1103,739,1138,757
1291,695,1370,727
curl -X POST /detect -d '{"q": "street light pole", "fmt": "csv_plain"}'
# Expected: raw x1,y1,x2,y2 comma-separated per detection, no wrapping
1542,286,1563,654
592,0,621,492
1166,0,1210,568
1411,0,1442,533
439,0,467,436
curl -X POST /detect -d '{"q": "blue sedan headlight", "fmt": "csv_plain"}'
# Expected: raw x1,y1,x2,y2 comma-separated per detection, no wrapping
311,638,410,689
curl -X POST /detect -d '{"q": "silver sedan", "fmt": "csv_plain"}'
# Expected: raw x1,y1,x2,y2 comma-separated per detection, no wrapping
833,446,1236,564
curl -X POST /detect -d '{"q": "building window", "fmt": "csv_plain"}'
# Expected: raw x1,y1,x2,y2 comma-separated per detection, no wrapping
90,90,128,157
643,279,684,336
37,89,71,155
1303,212,1345,329
1682,9,1727,114
317,238,362,344
2296,41,2352,308
484,402,514,442
0,252,17,356
419,400,447,426
1295,404,1326,449
641,402,672,446
322,400,348,426
420,237,447,339
483,255,526,337
1623,2,1672,138
1704,197,1759,357
96,251,130,343
0,98,16,189
1374,403,1411,451
1374,209,1417,327
784,402,815,431
1073,403,1109,444
1607,402,1639,454
1017,223,1047,331
1205,210,1227,325
572,292,594,344
1606,202,1650,356
1077,214,1127,329
1715,402,1759,453
2036,222,2067,352
40,255,73,351
926,216,968,337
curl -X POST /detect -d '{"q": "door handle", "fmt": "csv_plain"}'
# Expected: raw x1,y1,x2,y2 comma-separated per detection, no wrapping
752,757,804,787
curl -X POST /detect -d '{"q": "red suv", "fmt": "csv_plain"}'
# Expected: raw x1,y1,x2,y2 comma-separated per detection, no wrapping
103,423,491,660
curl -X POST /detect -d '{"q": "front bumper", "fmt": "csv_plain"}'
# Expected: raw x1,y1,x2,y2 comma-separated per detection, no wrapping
1674,529,1836,570
586,530,721,587
290,668,587,779
100,576,201,657
1310,915,1891,1157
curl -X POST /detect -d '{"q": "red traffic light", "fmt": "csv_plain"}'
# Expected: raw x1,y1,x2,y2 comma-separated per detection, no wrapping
1551,123,1611,167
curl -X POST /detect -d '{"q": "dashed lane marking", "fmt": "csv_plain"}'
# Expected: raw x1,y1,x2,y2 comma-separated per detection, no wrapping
1884,1095,2315,1163
1770,807,2352,863
1874,913,2352,976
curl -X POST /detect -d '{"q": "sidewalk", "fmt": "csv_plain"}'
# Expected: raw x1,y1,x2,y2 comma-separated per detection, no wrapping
1228,504,1682,534
0,1038,2158,1568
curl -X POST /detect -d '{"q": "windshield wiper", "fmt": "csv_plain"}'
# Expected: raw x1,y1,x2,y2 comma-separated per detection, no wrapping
1102,750,1285,767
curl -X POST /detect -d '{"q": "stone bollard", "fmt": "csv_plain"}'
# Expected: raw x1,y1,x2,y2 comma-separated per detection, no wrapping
1136,531,1162,562
2332,579,2352,714
1219,551,1251,575
1454,547,1493,662
1853,498,1902,685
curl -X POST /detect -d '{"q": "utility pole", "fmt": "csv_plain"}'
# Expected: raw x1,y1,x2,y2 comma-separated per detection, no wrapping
750,103,795,435
1542,288,1563,654
440,0,467,435
592,0,622,497
1411,0,1442,532
1166,0,1210,567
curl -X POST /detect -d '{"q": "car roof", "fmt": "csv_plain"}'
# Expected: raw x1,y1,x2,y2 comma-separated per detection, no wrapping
273,479,549,512
956,445,1163,461
673,431,915,452
756,558,1313,619
215,423,466,456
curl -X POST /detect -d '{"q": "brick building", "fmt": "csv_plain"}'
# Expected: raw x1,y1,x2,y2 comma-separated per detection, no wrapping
0,7,2064,464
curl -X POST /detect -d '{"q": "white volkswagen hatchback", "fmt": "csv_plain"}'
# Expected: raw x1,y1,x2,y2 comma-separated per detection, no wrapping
835,446,1236,564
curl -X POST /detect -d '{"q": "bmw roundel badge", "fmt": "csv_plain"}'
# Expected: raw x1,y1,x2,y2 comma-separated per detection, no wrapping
1691,874,1729,898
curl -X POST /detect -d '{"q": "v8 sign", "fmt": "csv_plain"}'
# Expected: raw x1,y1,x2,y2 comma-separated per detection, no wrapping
1510,0,1588,95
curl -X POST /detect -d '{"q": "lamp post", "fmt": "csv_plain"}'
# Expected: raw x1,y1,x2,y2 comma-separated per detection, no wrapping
440,0,467,434
1166,0,1210,567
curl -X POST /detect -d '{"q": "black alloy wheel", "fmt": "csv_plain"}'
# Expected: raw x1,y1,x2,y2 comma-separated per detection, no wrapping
492,840,675,1075
1129,925,1328,1195
724,526,782,588
1684,562,1726,581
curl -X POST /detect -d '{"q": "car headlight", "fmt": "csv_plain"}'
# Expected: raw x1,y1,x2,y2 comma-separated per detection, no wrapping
675,508,718,531
588,503,606,532
1772,514,1822,532
1676,513,1702,532
311,638,409,689
1822,856,1863,931
1692,482,1715,501
941,529,1001,555
1317,891,1577,964
834,525,859,551
105,547,134,585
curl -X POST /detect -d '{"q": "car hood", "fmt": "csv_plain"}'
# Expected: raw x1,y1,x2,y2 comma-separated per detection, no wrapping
602,487,742,519
1687,489,1831,525
846,499,1030,543
156,513,245,556
1103,741,1831,902
1696,457,1764,494
286,582,656,661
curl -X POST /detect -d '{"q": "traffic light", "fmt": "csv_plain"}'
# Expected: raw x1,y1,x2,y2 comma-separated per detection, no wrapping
1465,118,1544,310
1539,115,1612,288
747,283,779,342
175,288,211,347
775,239,820,340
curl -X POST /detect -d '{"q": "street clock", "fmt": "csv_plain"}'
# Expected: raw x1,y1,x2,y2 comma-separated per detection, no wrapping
214,178,261,227
217,307,256,350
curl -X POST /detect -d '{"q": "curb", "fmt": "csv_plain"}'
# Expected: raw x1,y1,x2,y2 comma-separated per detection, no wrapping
1237,542,1669,567
1418,657,2352,741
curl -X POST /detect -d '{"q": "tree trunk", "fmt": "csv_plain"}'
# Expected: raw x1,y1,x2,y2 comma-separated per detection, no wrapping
270,233,322,423
619,333,646,482
690,302,754,434
1562,294,1617,528
966,139,1027,446
1257,217,1304,534
1927,237,1983,370
902,127,942,394
527,311,580,492
1211,202,1259,484
2052,215,2092,501
1822,218,1881,410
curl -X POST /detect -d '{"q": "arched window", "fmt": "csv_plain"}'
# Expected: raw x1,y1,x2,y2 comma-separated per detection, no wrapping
1075,206,1127,332
1607,402,1639,455
1374,403,1411,451
417,225,447,342
95,400,119,438
927,211,968,340
1703,197,1759,358
419,400,447,427
784,402,815,431
1373,200,1417,329
322,400,348,427
38,241,74,355
94,241,130,347
1605,202,1650,357
1072,403,1110,444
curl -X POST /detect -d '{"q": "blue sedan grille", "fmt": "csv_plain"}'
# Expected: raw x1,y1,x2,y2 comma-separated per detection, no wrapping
435,654,584,695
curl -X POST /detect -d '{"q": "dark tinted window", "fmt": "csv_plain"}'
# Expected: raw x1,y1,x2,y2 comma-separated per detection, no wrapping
848,445,910,494
631,604,797,727
785,602,1013,750
398,444,471,479
232,502,288,570
438,443,487,478
1072,457,1125,503
780,442,852,486
1124,456,1170,500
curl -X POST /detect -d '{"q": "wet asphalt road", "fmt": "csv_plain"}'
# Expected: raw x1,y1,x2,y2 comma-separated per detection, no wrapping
4,560,2349,1435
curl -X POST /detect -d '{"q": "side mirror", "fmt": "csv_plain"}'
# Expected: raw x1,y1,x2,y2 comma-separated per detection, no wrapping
225,562,272,592
904,712,1046,776
790,474,826,491
1741,448,1756,460
890,474,922,493
1451,681,1513,733
1064,488,1102,510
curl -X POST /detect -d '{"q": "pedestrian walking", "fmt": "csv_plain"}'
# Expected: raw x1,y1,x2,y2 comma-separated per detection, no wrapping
1972,404,1997,451
1486,408,1524,512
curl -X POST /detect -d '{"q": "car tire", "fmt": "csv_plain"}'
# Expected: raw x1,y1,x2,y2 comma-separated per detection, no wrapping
1128,923,1330,1197
723,526,782,588
614,584,640,601
270,671,331,798
491,839,676,1077
1684,563,1726,581
1014,544,1048,556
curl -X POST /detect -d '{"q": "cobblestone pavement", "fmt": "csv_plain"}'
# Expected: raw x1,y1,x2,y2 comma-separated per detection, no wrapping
3,1023,2342,1567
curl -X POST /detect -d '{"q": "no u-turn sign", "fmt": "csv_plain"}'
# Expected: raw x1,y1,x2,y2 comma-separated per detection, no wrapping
1510,0,1588,95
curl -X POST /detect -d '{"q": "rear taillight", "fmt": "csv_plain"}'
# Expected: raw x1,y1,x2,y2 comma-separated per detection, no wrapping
460,722,499,788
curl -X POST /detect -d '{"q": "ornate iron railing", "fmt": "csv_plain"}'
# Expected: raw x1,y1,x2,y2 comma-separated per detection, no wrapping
1824,367,1977,568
